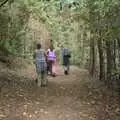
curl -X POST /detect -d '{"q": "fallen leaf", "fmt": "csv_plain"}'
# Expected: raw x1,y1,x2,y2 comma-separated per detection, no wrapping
29,114,32,118
40,109,44,112
23,112,27,116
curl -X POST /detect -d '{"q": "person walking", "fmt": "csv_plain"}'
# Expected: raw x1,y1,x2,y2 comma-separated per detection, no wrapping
33,43,47,87
47,45,57,77
61,45,71,75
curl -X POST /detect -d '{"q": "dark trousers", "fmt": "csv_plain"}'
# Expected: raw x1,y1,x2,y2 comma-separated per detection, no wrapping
63,55,70,73
47,60,53,75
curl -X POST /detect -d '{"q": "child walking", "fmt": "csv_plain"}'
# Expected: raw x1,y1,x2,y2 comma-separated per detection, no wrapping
33,43,47,87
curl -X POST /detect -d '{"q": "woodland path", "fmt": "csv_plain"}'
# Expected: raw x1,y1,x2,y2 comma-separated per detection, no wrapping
0,64,119,120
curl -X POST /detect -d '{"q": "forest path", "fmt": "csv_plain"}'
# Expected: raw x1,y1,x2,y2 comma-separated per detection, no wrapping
0,64,119,120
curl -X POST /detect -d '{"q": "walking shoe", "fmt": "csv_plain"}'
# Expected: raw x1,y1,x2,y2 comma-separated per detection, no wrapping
35,78,38,84
41,84,47,87
64,70,68,75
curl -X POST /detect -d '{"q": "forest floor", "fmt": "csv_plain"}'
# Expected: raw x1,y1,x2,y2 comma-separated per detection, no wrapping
0,62,120,120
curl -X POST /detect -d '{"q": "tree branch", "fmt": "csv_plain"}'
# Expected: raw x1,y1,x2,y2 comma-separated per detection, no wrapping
0,0,9,8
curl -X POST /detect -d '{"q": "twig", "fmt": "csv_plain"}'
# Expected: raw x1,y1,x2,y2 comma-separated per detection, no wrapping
0,0,9,8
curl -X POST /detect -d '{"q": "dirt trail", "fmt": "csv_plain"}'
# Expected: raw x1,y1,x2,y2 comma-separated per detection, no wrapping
0,65,120,120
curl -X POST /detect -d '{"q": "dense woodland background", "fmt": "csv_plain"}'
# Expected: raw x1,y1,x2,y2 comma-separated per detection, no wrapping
0,0,120,92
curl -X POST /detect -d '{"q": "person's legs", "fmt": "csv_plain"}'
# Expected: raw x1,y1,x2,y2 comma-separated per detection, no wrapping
49,61,53,76
67,60,70,74
41,71,48,86
63,56,69,75
47,62,49,74
37,72,42,86
63,65,68,75
41,71,45,86
41,62,48,87
63,56,66,74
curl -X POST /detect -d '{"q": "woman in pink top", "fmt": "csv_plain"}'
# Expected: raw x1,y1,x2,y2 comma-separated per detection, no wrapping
47,45,56,77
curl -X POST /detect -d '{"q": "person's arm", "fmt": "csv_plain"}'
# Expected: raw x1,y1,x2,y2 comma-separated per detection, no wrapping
44,51,46,57
43,50,48,62
47,50,49,55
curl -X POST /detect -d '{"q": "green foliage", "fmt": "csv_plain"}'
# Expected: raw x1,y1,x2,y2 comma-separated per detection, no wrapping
23,0,89,66
1,0,120,70
0,0,30,56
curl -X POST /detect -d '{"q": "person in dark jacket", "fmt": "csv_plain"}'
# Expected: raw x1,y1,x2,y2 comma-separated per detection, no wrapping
61,45,71,75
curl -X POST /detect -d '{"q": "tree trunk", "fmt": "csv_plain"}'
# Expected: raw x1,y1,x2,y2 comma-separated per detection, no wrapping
106,40,114,86
118,39,120,68
98,38,105,81
90,38,96,76
113,39,117,70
